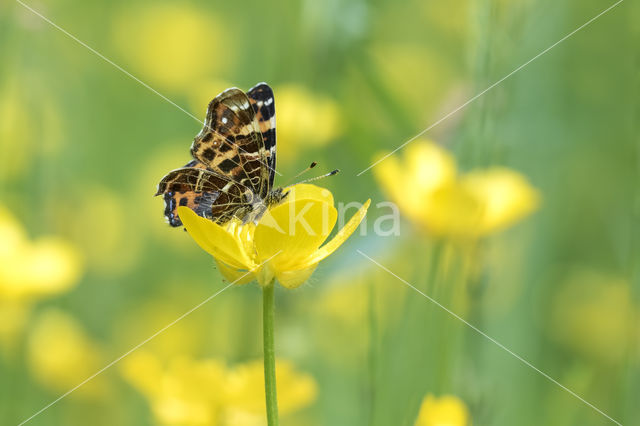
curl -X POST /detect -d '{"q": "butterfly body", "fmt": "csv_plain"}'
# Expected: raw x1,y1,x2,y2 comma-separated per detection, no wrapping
156,83,284,226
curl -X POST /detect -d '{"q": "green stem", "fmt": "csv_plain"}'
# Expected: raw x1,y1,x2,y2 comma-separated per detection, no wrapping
263,282,279,426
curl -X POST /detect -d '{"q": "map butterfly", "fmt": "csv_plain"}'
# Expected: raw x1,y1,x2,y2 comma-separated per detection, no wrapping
155,83,286,226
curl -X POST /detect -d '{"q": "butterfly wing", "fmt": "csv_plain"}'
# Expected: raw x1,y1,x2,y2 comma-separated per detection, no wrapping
190,88,271,199
156,161,252,226
247,82,277,195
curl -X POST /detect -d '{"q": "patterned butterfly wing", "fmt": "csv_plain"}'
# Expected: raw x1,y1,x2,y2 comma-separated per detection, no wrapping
156,160,252,226
247,82,276,196
190,88,270,198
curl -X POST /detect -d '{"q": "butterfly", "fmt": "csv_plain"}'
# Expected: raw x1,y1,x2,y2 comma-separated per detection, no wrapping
155,83,286,227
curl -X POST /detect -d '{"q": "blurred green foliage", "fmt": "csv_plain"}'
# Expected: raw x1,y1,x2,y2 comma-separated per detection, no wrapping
0,0,638,425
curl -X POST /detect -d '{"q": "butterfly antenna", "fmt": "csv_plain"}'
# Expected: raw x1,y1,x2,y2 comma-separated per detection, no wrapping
284,161,318,186
297,169,340,185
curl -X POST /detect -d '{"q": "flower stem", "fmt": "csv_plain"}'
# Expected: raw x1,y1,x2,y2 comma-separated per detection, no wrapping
263,281,279,426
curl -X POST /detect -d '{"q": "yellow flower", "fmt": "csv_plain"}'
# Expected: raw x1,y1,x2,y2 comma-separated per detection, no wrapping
120,351,165,399
415,394,470,426
177,184,370,289
374,140,539,239
225,359,317,419
153,358,227,425
122,352,226,425
374,141,457,228
121,353,316,426
0,206,82,301
0,207,82,353
460,168,540,236
27,309,105,397
275,85,342,166
0,207,82,352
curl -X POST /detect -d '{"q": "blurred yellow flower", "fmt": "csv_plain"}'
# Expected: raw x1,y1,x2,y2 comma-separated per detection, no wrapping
461,168,540,235
415,394,470,426
0,206,82,301
374,141,457,227
27,309,105,397
123,353,226,425
177,184,370,289
550,268,637,365
275,85,342,165
374,140,539,239
112,4,233,91
0,207,82,352
121,352,316,426
155,358,227,425
225,359,317,420
120,351,165,398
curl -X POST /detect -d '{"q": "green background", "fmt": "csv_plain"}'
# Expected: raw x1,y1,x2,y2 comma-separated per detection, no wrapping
1,0,638,425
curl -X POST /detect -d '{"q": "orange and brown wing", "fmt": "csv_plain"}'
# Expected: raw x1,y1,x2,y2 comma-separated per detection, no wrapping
190,88,270,198
155,163,252,226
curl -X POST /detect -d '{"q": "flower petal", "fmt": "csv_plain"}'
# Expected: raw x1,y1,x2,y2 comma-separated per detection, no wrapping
461,168,540,236
422,182,483,238
415,394,470,426
405,141,456,196
214,259,255,285
254,197,337,270
374,140,456,225
276,264,318,289
177,206,251,269
282,183,334,205
298,199,370,268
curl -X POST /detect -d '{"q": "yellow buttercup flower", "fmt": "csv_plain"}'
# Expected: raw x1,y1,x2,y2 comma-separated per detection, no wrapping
374,140,539,239
459,168,540,236
0,206,82,301
152,358,227,425
124,354,227,426
177,184,370,289
121,352,316,426
374,141,457,228
415,394,470,426
0,206,82,352
225,359,317,419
